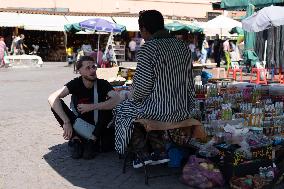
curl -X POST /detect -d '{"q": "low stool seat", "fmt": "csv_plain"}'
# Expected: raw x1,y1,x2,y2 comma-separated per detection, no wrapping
122,118,206,185
212,67,226,79
227,68,243,81
250,68,267,85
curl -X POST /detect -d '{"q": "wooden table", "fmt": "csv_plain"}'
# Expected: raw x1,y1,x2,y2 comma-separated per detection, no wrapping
193,63,217,77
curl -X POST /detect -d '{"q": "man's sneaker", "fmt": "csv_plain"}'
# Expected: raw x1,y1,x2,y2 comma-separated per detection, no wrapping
150,151,170,165
133,154,153,168
68,139,83,159
82,140,96,160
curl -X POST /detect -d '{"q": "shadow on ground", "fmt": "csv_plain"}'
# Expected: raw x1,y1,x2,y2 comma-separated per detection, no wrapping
43,143,188,189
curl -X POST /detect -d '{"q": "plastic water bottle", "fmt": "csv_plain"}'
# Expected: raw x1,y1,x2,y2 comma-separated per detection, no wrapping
259,167,265,178
266,166,274,181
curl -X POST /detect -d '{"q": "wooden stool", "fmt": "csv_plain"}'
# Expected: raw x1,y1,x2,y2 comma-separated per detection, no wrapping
250,68,267,85
122,118,206,185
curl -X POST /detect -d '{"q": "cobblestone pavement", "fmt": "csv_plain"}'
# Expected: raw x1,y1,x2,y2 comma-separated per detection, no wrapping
0,63,188,189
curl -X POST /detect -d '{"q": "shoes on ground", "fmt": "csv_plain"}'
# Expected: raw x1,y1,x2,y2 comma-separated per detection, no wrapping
68,139,83,159
133,153,152,168
82,140,96,160
150,151,170,165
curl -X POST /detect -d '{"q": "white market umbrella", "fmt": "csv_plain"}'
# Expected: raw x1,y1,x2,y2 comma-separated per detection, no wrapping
242,6,284,33
203,15,242,37
242,6,284,68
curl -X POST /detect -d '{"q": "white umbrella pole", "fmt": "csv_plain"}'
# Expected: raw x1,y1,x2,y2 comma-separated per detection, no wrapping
263,40,267,69
263,40,267,62
97,34,100,65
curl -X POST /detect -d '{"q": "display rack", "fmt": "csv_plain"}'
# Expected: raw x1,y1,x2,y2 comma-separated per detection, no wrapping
113,45,125,62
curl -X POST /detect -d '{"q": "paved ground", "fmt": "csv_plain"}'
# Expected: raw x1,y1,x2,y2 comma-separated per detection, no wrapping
0,62,188,189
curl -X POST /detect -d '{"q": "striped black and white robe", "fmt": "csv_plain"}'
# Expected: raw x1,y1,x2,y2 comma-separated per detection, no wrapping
114,30,195,154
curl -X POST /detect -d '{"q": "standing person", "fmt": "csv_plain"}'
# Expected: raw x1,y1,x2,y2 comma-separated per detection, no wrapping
15,34,25,55
106,45,115,66
230,41,240,63
212,34,221,67
66,46,74,66
113,10,195,168
48,56,121,159
223,37,231,70
11,35,20,55
0,36,8,68
128,39,137,61
188,40,196,54
10,35,16,55
200,36,209,64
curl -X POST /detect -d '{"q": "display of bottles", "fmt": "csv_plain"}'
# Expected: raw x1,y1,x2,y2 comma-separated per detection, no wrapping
207,85,218,97
221,104,232,121
259,167,266,178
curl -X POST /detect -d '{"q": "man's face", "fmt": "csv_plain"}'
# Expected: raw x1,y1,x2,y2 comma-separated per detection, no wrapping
79,61,97,81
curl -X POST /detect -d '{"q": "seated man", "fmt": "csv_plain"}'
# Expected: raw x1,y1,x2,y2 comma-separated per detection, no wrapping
48,56,121,159
113,10,195,168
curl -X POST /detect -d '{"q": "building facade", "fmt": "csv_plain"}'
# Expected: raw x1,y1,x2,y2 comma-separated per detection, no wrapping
0,0,222,20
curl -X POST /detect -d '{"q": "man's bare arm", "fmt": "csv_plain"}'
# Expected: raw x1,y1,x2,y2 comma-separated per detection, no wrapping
48,86,70,122
48,86,73,140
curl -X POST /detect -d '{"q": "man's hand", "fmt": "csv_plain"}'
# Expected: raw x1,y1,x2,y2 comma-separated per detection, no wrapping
77,104,95,114
63,122,73,140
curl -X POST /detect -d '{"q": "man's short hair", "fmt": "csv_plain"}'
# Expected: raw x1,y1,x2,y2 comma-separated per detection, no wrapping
76,56,95,70
138,10,164,34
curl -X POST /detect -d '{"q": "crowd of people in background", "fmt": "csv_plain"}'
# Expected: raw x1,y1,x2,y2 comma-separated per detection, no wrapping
187,34,243,70
0,28,243,70
65,36,146,69
0,34,28,68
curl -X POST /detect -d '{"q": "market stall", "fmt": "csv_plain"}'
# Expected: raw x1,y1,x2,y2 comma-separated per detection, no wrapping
188,80,284,188
109,66,284,188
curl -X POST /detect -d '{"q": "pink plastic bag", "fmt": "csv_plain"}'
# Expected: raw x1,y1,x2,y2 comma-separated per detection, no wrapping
181,155,224,189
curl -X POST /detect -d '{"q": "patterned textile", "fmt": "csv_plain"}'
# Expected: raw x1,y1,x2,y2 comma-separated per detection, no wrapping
114,30,195,154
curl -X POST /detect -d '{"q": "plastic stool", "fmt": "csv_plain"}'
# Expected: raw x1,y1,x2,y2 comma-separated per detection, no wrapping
227,68,243,81
267,67,283,82
280,74,284,84
212,68,226,78
250,68,267,85
278,68,284,83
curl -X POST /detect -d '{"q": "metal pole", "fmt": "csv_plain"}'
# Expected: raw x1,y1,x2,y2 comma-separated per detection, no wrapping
97,34,100,65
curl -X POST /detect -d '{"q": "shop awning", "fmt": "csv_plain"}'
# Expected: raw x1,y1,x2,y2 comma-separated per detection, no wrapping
112,17,139,31
165,21,203,33
0,12,22,27
64,23,82,33
220,0,284,10
20,14,68,31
